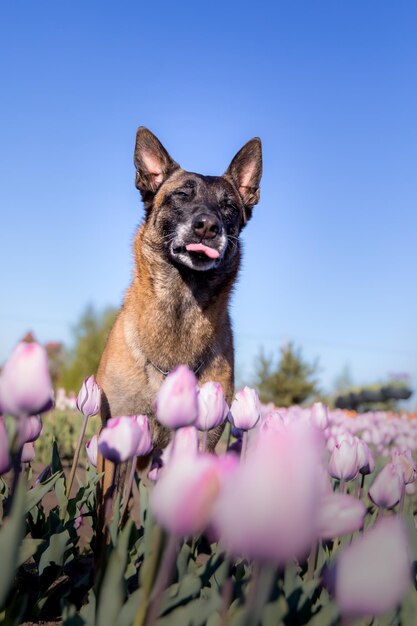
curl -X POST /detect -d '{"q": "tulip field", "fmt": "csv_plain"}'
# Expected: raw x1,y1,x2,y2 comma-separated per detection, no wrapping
1,342,417,625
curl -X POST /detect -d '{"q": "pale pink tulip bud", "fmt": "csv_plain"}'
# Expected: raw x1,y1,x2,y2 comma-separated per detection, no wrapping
195,382,227,431
392,448,417,484
21,442,35,463
229,387,261,431
151,454,223,536
310,402,329,430
85,434,98,467
328,439,359,481
368,462,405,508
163,426,199,464
406,482,416,496
98,416,141,463
260,411,284,432
133,415,153,456
76,375,101,418
19,415,43,445
335,517,411,616
154,365,198,429
356,438,375,475
0,342,54,418
0,417,11,474
317,493,366,540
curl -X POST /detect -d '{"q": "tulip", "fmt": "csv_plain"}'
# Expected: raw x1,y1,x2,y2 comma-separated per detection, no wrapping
76,375,101,418
21,442,35,463
0,417,11,474
195,382,227,431
133,415,153,456
19,415,43,445
98,416,142,463
154,365,198,429
368,462,405,509
328,438,359,482
151,453,224,536
86,434,98,467
229,386,261,431
162,426,199,464
317,493,366,540
392,448,417,484
0,341,54,418
335,517,411,616
213,421,322,563
356,438,375,475
310,402,329,430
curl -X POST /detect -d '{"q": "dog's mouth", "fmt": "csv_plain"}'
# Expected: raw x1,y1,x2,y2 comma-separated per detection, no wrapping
184,243,220,259
171,240,224,271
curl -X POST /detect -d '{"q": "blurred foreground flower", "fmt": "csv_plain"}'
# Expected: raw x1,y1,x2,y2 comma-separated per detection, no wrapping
21,442,35,463
213,421,323,562
86,434,98,467
229,386,261,431
310,402,329,430
154,365,198,429
133,415,153,456
335,517,411,616
0,417,11,474
98,416,142,463
76,375,101,417
19,415,43,445
0,341,54,418
317,493,366,539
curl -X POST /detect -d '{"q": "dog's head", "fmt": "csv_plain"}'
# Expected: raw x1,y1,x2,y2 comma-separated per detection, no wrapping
133,127,262,272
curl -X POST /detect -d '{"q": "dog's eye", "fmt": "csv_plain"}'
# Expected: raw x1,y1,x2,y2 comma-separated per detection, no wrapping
172,190,189,199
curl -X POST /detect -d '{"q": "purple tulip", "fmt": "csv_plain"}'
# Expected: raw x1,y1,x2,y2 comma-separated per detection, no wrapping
335,517,411,616
195,382,227,431
98,416,142,463
368,462,405,509
356,438,375,475
19,415,43,445
132,415,153,456
0,417,11,474
0,341,54,418
213,421,322,563
154,365,198,429
85,434,98,467
328,438,359,482
317,493,366,539
21,442,35,463
76,375,101,418
229,386,261,431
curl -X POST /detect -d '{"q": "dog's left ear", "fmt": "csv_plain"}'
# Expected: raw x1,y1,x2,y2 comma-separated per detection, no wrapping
134,127,179,208
225,138,262,223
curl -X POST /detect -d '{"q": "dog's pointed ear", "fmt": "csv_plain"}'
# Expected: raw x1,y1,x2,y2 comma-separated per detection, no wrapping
225,138,262,220
134,127,179,203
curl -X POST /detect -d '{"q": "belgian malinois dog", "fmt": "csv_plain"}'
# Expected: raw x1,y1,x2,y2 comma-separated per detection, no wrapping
96,127,262,507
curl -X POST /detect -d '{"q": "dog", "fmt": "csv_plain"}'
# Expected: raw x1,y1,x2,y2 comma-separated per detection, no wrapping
96,126,262,505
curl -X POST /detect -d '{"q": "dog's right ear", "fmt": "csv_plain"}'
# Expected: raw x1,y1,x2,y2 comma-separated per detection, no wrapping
134,127,179,207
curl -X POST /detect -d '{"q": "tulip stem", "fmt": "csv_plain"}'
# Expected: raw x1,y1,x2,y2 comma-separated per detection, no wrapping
242,562,276,626
142,533,178,626
201,430,208,453
120,458,137,527
66,412,89,498
5,447,23,516
241,431,249,463
307,541,318,581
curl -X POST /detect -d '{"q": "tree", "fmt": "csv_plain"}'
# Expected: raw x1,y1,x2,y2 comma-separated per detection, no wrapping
254,342,320,407
57,305,118,392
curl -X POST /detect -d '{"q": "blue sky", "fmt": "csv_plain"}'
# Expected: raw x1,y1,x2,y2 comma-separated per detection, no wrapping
1,1,416,403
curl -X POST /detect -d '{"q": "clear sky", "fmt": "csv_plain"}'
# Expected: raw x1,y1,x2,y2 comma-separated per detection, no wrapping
1,1,416,403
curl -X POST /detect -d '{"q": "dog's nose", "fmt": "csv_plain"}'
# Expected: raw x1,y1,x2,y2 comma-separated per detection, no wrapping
192,213,221,240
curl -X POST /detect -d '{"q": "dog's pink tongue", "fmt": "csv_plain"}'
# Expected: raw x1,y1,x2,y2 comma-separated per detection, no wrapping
185,243,220,259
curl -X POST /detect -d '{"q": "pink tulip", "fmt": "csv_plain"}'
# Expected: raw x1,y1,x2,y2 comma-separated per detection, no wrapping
229,386,261,431
356,438,375,475
19,415,43,445
213,421,322,563
86,434,98,467
310,402,329,430
76,375,101,418
328,438,359,482
0,417,11,474
195,382,227,431
317,493,366,539
162,426,199,464
368,462,405,509
150,453,224,536
154,365,198,429
392,448,417,484
21,442,35,463
133,415,153,456
335,517,411,616
0,342,54,418
98,416,142,463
